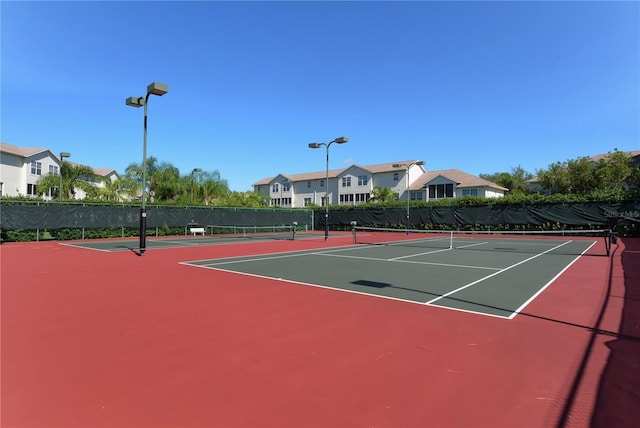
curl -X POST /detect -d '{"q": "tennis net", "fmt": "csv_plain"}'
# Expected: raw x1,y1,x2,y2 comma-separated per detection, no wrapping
206,224,297,240
352,226,613,256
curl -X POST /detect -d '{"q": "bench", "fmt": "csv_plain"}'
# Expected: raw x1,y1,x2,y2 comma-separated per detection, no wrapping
190,227,206,236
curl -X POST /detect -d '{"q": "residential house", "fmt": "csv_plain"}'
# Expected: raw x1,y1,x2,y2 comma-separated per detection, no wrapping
254,161,506,208
0,142,118,200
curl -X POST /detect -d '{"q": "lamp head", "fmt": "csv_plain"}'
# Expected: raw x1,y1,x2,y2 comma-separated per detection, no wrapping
415,160,425,166
60,152,71,159
125,96,144,107
308,143,322,149
147,82,168,96
333,136,348,144
192,168,202,173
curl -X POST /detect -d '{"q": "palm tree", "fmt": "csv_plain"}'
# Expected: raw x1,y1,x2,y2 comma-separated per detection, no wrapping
370,185,396,203
37,161,97,200
199,170,229,205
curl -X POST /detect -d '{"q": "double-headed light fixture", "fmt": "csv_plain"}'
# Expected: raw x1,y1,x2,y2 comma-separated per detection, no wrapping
59,152,71,201
308,136,349,241
126,82,169,256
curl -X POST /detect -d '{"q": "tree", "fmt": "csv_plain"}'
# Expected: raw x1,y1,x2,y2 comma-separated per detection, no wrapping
124,157,184,202
536,161,571,194
197,170,229,205
535,149,637,196
36,161,97,199
370,185,396,203
479,166,532,195
222,191,269,207
593,149,633,192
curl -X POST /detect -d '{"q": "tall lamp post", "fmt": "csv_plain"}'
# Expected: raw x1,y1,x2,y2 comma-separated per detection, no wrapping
126,82,169,256
59,152,71,201
191,167,202,204
308,136,349,241
392,160,424,234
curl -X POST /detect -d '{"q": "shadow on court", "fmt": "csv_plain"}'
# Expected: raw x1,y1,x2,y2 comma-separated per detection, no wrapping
351,274,640,343
586,238,640,427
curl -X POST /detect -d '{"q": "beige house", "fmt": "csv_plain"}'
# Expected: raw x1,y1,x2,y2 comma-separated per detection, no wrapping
0,142,118,200
254,161,507,207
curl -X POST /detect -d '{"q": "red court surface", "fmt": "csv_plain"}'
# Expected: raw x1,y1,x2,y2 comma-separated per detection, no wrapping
1,235,639,428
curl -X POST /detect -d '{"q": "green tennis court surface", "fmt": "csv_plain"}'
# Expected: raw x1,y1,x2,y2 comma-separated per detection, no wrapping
182,236,599,318
61,230,328,252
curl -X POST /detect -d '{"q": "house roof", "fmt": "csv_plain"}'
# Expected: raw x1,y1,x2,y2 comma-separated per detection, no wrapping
68,161,117,177
411,169,508,191
0,142,50,158
590,150,640,162
253,160,424,186
93,168,118,177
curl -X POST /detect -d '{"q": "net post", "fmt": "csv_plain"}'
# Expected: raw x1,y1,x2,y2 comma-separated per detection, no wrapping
351,221,357,244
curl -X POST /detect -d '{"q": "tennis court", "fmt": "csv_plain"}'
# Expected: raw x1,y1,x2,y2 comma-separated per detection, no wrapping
62,224,329,252
182,229,606,318
3,227,638,428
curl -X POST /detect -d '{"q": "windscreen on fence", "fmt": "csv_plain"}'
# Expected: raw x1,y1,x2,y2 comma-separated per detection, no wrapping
323,201,640,230
0,203,314,231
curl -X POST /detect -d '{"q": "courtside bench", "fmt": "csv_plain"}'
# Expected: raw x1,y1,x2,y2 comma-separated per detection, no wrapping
190,227,206,236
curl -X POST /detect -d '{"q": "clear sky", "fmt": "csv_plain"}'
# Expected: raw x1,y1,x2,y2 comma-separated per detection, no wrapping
2,0,638,191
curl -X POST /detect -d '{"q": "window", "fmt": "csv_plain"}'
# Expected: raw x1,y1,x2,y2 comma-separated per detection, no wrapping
410,191,423,201
355,193,370,204
357,175,368,186
282,182,291,192
27,184,38,195
428,183,454,199
49,165,59,174
341,176,351,187
271,183,279,193
321,196,327,206
307,181,311,188
271,198,281,206
339,194,355,204
462,188,478,197
320,180,325,188
0,182,3,196
31,161,42,175
393,172,399,181
304,197,311,206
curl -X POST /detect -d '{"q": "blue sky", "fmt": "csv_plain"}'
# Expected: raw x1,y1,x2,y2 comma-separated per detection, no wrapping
2,1,638,191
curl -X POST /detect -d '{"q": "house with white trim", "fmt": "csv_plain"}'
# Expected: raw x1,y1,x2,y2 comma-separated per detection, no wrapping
0,142,118,200
254,160,507,207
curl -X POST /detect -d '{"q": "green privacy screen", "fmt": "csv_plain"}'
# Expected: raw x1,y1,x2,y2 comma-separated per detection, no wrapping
322,200,640,231
0,204,314,230
1,201,638,232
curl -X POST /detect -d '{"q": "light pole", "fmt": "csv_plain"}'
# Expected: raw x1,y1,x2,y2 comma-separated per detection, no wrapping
392,160,424,233
126,82,169,256
191,167,202,204
308,136,348,241
58,152,71,201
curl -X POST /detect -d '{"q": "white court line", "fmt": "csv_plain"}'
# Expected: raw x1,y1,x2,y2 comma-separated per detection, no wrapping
183,262,430,308
315,251,502,271
425,239,574,306
389,247,454,260
507,240,597,319
59,242,115,252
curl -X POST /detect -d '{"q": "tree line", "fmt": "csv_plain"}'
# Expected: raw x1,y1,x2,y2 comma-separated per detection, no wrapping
479,148,639,199
16,148,640,207
32,156,269,207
